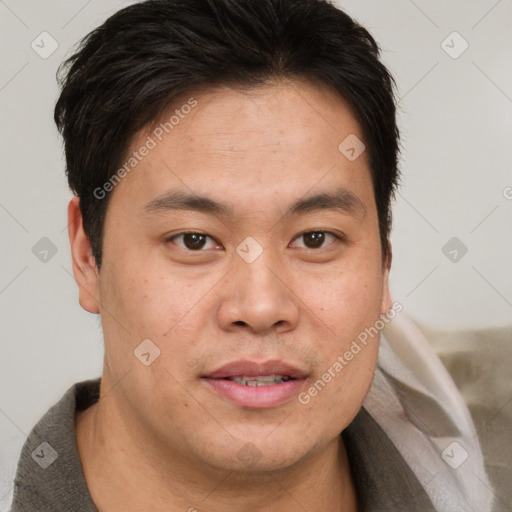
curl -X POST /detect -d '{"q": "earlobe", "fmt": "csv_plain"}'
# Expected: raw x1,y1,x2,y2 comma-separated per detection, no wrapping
67,197,101,314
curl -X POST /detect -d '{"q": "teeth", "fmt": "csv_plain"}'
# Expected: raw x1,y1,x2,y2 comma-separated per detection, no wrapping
230,374,291,386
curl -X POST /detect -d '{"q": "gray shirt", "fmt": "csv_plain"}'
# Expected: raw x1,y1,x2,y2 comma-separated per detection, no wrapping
10,378,436,511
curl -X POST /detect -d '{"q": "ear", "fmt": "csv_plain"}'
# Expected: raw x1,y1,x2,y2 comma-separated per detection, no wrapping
67,197,100,314
380,240,392,315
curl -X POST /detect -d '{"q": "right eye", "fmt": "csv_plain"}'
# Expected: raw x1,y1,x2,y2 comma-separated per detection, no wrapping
165,232,223,251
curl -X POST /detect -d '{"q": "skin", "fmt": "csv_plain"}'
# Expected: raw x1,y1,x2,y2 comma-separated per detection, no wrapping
70,79,392,512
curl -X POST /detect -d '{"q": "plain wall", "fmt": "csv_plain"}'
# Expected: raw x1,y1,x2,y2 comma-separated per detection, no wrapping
1,0,511,508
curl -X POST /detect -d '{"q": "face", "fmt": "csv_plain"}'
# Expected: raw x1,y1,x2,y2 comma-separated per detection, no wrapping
71,79,391,474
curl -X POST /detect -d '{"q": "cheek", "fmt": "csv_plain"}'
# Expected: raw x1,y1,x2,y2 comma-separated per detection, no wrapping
293,259,383,411
101,255,198,337
292,301,380,446
300,349,378,443
297,257,384,336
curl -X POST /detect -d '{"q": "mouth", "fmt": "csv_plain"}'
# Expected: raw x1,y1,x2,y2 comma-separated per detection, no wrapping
225,374,294,386
202,360,308,408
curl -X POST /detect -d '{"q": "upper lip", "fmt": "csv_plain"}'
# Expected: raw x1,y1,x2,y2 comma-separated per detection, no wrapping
204,360,308,379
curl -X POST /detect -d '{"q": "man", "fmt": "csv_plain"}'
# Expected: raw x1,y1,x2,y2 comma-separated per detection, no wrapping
10,0,492,511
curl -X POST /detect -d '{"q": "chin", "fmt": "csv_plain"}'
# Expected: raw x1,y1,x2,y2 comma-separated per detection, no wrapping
222,452,305,475
201,436,313,475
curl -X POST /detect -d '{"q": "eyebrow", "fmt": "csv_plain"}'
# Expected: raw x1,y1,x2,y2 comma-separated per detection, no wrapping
143,187,366,219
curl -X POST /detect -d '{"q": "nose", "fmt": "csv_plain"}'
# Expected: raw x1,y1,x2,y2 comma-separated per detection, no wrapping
216,251,300,335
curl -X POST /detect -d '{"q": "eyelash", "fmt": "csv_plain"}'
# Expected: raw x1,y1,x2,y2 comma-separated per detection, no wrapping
165,230,343,251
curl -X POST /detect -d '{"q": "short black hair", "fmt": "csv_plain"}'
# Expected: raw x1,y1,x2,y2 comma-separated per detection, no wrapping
55,0,400,269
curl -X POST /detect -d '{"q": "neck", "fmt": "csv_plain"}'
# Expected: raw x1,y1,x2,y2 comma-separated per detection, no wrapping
75,376,358,512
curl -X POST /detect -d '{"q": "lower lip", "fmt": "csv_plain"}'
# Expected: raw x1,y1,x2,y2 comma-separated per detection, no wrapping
202,378,306,409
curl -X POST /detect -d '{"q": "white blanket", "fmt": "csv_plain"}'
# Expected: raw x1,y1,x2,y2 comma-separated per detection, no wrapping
365,311,495,511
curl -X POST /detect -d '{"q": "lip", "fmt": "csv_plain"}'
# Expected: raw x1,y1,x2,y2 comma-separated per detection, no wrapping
202,359,308,409
204,360,308,379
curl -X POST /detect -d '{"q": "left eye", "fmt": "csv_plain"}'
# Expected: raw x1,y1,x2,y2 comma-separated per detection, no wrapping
291,231,340,250
167,232,221,251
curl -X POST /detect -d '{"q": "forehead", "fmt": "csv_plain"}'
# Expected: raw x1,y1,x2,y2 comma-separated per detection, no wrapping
113,79,374,215
153,80,365,150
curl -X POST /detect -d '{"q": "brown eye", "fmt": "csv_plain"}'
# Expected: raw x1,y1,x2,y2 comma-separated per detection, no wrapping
182,233,207,250
292,231,340,249
303,232,325,249
167,232,220,251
